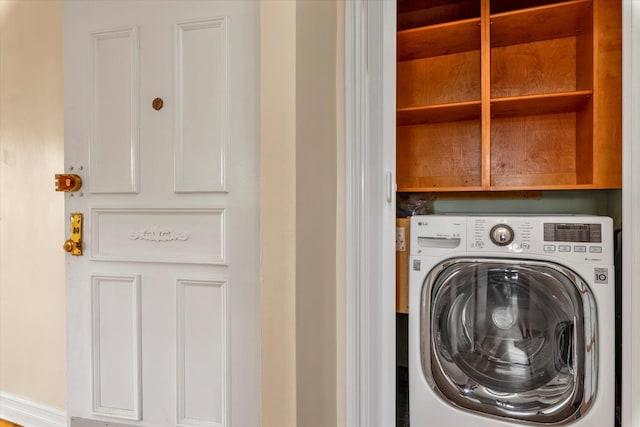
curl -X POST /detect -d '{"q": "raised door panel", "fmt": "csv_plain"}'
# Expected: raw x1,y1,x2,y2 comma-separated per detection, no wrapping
91,275,141,420
174,18,229,193
177,279,228,427
89,28,139,193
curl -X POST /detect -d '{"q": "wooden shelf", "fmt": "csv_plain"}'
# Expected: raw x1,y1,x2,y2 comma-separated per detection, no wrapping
399,0,475,13
398,0,480,31
396,90,591,126
429,190,543,199
395,0,620,192
491,0,592,47
398,185,484,192
491,91,592,118
397,101,481,125
488,184,604,191
491,0,574,14
397,18,480,60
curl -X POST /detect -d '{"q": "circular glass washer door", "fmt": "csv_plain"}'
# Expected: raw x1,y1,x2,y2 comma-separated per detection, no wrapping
422,258,598,425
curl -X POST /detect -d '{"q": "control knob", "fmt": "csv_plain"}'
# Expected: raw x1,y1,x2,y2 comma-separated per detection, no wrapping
490,224,515,246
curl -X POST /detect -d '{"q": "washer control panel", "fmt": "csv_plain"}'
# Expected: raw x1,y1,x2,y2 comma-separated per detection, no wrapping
410,215,614,264
463,215,613,264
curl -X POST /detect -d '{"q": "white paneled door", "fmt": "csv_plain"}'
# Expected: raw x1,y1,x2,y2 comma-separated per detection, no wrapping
63,2,259,427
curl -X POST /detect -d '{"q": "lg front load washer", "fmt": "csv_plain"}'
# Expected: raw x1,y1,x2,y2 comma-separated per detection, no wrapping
409,215,614,426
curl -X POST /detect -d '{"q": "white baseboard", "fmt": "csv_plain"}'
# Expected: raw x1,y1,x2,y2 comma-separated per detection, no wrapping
0,392,66,427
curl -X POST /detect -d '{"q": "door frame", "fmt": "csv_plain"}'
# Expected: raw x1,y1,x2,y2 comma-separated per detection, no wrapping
345,1,396,426
344,1,640,426
621,1,640,425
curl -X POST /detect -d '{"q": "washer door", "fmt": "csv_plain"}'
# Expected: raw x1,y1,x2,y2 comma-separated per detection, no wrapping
423,259,597,424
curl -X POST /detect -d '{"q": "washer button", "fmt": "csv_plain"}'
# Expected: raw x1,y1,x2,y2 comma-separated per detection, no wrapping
559,245,571,252
490,224,515,246
574,245,587,253
543,245,556,252
590,246,603,253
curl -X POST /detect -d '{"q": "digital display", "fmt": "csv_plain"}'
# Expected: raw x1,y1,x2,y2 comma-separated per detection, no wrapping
543,223,602,243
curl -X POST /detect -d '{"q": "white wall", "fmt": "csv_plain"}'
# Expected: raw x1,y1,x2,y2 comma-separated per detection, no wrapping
0,0,67,410
261,1,344,425
295,1,339,426
260,1,297,426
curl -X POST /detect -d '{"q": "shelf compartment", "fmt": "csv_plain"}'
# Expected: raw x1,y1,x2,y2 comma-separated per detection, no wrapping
398,50,480,107
397,119,481,191
397,101,481,126
490,112,591,188
491,91,591,119
491,37,584,98
398,0,480,31
397,18,481,61
491,0,592,48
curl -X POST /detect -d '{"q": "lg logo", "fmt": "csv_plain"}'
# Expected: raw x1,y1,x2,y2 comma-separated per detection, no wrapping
594,268,609,284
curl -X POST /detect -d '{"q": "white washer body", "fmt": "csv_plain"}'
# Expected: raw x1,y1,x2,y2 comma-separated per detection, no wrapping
409,215,614,426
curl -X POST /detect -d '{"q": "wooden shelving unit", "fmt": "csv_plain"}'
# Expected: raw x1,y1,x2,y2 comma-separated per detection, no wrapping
396,0,622,192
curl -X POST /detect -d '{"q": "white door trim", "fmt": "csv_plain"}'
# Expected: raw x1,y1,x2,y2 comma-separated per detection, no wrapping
622,1,640,425
347,1,640,426
345,0,396,426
